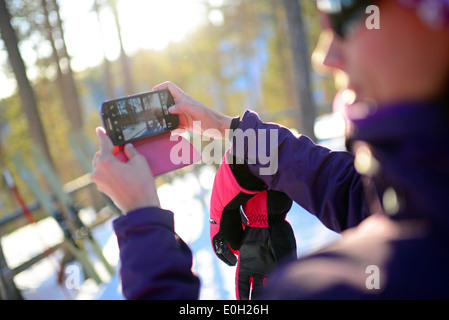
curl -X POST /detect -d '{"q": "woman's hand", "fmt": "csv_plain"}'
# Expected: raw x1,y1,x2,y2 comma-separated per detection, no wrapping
152,81,234,139
92,127,160,213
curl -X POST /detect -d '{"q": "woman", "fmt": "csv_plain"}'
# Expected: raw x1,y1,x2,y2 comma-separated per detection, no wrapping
92,0,449,299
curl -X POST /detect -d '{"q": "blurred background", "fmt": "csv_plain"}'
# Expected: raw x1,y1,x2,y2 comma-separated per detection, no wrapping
0,0,344,300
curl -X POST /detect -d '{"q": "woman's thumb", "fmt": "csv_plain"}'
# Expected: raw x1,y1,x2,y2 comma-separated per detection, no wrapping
124,143,138,160
168,104,180,114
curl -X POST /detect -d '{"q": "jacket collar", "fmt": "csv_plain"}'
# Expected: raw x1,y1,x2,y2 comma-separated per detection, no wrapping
347,101,449,227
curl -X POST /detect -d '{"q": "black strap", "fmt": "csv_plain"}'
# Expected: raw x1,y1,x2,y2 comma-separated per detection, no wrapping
230,116,241,130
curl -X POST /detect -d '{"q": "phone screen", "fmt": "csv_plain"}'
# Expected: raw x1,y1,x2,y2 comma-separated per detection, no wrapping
101,89,178,145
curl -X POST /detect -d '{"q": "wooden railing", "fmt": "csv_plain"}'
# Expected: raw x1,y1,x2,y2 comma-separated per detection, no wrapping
0,165,118,300
0,130,118,300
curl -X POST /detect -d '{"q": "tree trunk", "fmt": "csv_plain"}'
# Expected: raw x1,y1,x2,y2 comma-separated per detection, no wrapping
269,0,298,113
282,0,316,141
41,0,73,129
47,0,84,131
94,0,115,99
0,0,54,165
109,0,136,95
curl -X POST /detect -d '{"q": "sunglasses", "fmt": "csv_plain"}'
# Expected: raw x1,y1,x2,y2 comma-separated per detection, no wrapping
317,0,375,38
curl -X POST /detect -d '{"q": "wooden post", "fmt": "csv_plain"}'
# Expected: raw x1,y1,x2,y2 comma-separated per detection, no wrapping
31,146,115,277
11,153,103,285
0,234,23,300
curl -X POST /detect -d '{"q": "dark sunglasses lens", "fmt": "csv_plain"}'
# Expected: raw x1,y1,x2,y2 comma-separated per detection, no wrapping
317,0,374,38
328,14,345,38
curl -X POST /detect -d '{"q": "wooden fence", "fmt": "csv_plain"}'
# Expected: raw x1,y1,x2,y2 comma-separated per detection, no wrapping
0,131,118,300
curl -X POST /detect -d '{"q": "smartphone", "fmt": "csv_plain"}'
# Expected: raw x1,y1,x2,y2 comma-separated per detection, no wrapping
101,89,179,145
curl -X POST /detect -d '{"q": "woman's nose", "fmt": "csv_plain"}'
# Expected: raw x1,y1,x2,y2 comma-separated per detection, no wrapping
312,30,345,74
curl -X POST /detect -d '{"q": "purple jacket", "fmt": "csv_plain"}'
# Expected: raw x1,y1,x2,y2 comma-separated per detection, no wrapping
113,102,449,299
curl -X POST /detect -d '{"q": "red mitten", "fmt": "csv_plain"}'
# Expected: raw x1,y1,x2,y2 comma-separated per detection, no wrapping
210,149,297,299
209,150,265,266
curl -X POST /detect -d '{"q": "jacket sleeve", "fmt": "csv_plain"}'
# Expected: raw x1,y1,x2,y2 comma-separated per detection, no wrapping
231,109,369,232
113,207,200,300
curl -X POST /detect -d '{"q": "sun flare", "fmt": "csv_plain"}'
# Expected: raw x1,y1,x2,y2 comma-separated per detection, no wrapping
61,0,206,72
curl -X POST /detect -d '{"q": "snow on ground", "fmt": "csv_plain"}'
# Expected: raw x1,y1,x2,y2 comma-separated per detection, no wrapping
1,209,123,300
1,164,341,300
